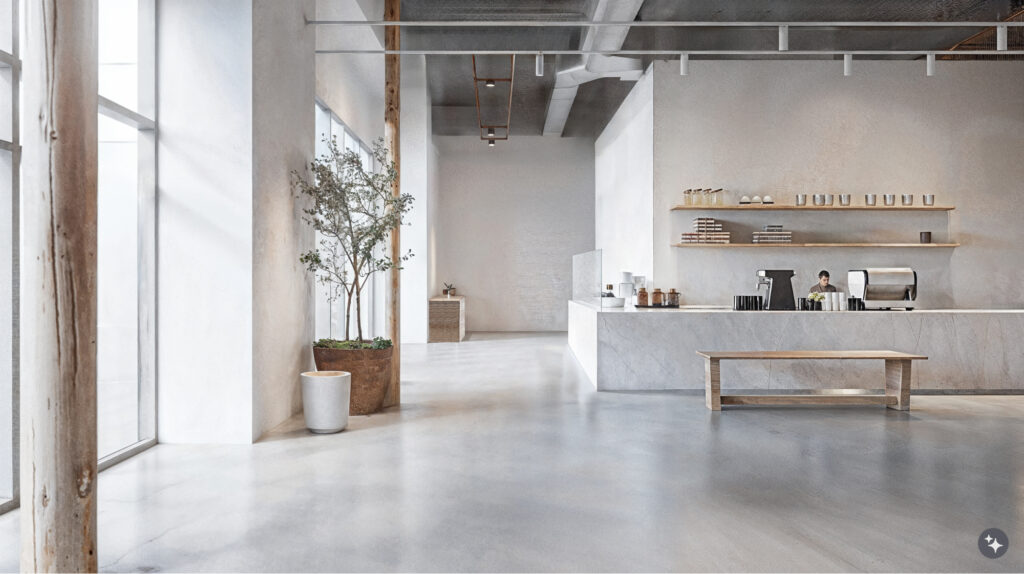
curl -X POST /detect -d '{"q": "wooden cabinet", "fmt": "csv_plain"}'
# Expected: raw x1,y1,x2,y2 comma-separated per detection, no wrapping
429,296,465,342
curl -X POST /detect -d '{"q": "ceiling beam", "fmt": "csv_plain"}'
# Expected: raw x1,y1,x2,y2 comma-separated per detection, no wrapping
308,20,1024,28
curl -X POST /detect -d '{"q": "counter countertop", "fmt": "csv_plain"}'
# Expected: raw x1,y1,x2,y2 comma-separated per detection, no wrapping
573,300,1024,314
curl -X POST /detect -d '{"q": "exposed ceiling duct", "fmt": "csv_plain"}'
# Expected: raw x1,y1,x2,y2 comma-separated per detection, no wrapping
542,0,645,136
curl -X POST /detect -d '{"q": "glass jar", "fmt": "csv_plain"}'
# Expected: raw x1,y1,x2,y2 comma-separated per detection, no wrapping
652,288,664,306
667,288,680,306
637,287,649,306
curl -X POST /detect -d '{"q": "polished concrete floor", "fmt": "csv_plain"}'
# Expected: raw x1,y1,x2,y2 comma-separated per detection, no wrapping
0,332,1022,572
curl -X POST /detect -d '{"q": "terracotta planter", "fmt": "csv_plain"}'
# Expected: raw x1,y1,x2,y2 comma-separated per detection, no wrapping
312,346,393,415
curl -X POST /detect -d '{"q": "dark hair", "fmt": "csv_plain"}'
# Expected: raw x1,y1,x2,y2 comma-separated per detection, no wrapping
818,270,830,279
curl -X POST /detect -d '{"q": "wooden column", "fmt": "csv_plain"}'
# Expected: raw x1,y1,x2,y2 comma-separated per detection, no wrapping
20,1,99,571
384,0,401,407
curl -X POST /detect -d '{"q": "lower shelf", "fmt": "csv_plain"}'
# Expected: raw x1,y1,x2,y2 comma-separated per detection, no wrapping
673,242,959,248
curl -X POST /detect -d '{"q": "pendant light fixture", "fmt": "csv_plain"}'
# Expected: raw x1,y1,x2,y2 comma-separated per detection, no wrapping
843,54,852,76
488,139,496,147
487,128,495,137
926,53,936,76
679,53,689,76
485,79,495,87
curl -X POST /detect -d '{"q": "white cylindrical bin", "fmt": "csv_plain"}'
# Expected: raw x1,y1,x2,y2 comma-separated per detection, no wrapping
823,294,834,312
301,371,351,434
838,292,848,311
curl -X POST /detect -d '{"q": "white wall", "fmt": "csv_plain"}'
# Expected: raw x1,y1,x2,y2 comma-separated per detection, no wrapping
251,0,316,441
158,0,316,444
434,136,595,331
158,0,254,444
315,0,383,145
649,60,1024,308
594,66,654,288
399,55,433,343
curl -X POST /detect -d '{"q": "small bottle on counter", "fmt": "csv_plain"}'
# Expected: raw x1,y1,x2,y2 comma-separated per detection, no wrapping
667,288,680,307
652,288,664,306
637,287,649,306
602,284,615,297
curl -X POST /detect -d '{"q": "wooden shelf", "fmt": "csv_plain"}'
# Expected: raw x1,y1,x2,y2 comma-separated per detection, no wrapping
671,205,954,212
672,242,959,248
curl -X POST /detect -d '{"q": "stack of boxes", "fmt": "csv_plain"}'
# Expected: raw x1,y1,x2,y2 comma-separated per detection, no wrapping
680,217,731,244
752,224,793,244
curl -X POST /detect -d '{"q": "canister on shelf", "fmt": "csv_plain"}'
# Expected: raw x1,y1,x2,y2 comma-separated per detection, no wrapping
652,288,664,306
667,288,680,306
637,287,649,306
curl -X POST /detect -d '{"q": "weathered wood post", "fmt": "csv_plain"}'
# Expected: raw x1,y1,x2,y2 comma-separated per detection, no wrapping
384,0,401,407
20,0,99,571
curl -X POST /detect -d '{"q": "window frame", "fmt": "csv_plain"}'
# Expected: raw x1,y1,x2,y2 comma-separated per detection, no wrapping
0,0,19,516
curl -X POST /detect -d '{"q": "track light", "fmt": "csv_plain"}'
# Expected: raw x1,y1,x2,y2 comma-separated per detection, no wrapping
997,25,1008,51
843,54,852,76
926,53,936,76
485,79,495,88
535,53,544,76
488,139,496,147
487,128,495,137
679,53,689,76
778,25,789,51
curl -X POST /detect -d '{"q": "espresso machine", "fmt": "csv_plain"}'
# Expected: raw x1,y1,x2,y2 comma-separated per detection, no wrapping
755,269,796,310
848,268,917,310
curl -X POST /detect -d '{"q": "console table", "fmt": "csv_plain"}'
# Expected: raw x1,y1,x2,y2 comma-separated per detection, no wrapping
429,296,465,342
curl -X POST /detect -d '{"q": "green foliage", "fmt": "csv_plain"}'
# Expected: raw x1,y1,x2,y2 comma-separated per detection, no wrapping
443,282,454,290
294,137,414,342
314,337,394,350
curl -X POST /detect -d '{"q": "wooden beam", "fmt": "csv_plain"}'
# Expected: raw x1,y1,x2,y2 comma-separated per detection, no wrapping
384,0,401,407
20,0,99,571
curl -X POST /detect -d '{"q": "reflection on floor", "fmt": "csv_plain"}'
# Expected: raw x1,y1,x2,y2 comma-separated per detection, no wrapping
0,332,1022,571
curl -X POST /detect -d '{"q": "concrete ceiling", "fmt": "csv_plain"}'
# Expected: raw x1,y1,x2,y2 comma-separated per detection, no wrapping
387,0,1024,139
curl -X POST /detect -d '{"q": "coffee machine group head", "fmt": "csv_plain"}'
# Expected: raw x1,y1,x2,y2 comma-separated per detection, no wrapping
756,269,796,310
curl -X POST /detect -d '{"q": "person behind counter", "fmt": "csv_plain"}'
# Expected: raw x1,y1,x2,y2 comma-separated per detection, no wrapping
809,270,837,293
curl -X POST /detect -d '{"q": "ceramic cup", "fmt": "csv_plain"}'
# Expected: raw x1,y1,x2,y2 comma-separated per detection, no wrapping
839,194,851,206
813,194,825,206
883,194,896,206
902,194,914,206
920,231,932,243
865,194,877,206
923,194,935,206
824,194,835,206
796,194,807,206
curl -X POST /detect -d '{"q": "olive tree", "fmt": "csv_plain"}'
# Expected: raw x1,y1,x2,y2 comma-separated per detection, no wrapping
294,137,413,342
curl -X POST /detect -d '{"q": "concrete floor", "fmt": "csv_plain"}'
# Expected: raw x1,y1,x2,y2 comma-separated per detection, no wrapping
0,332,1022,572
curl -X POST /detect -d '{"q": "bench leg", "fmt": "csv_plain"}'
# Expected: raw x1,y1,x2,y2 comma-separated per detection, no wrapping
705,358,721,411
885,359,912,411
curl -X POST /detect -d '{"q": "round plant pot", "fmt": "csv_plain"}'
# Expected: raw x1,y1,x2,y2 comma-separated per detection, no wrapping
312,346,393,415
300,371,351,433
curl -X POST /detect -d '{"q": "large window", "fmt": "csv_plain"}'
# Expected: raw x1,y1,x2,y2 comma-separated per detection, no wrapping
313,101,385,341
96,0,156,463
0,0,18,514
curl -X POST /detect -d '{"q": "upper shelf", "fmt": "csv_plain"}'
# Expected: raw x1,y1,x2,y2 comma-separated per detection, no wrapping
671,205,955,211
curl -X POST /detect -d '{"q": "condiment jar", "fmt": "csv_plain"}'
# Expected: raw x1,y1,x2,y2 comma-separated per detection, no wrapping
652,288,664,306
667,288,680,306
637,287,649,306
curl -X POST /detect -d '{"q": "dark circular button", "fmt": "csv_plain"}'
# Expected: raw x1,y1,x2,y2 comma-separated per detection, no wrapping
978,528,1009,559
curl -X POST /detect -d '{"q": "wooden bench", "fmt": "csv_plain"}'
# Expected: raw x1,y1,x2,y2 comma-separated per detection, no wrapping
697,350,928,411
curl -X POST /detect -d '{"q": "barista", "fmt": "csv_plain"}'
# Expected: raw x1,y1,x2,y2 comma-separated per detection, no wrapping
809,270,837,293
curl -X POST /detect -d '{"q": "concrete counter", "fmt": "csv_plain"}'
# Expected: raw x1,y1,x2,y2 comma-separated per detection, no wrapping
568,300,1024,392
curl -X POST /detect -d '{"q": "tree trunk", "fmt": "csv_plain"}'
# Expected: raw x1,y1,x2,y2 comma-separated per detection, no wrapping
384,0,401,407
20,1,99,571
355,277,364,342
344,285,354,342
